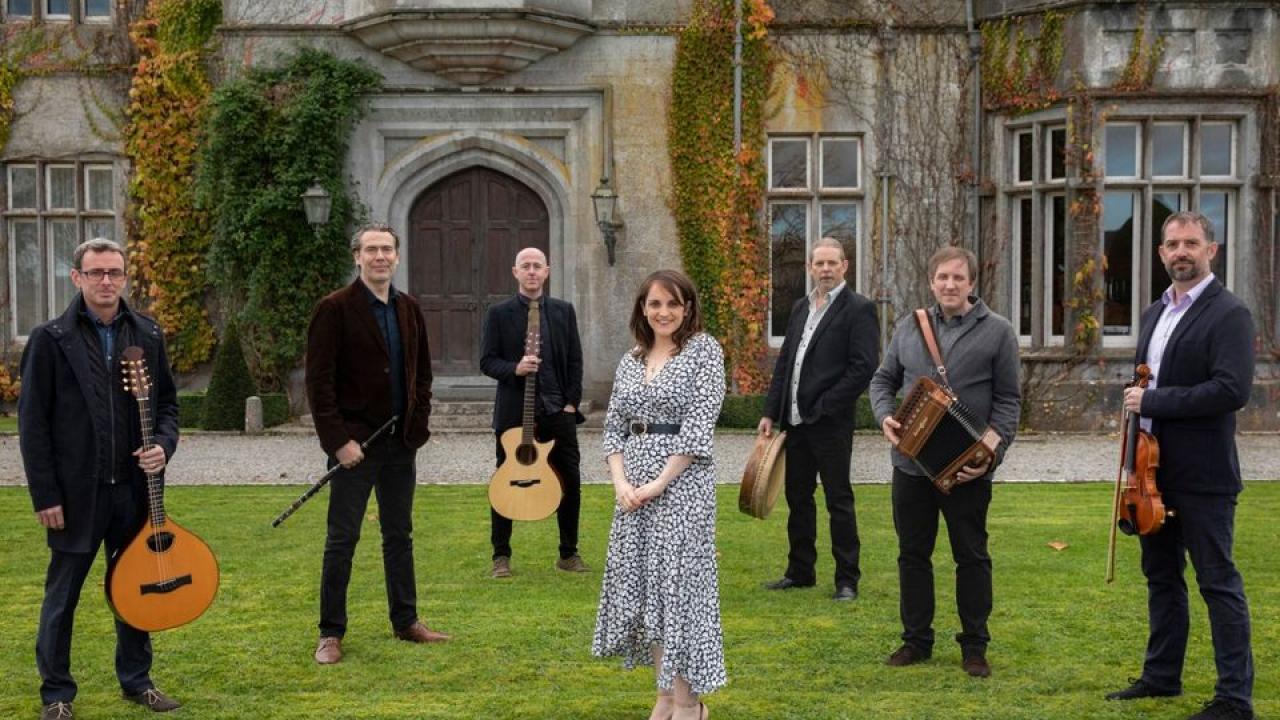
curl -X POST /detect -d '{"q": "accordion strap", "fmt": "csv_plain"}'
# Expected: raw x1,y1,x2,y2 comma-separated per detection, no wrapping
914,308,953,392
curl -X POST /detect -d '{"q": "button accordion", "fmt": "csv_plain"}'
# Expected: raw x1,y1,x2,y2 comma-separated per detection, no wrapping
892,376,1002,493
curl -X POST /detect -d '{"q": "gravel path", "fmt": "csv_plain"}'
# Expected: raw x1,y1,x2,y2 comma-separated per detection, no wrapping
2,429,1277,487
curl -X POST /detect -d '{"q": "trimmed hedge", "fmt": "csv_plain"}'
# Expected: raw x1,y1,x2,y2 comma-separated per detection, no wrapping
178,391,205,429
717,394,877,430
177,390,289,430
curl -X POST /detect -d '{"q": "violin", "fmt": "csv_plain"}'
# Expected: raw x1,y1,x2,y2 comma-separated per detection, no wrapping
1105,364,1174,583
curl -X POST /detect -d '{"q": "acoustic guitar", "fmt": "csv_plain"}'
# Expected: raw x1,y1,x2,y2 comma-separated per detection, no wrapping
488,298,563,521
106,346,220,632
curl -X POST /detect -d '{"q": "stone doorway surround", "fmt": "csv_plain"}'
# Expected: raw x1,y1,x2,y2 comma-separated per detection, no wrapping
347,90,609,396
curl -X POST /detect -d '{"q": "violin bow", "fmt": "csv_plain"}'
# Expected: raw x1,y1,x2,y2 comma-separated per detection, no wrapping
272,415,398,528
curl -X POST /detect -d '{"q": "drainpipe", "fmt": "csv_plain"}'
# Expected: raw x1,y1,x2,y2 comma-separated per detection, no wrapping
966,0,983,269
877,19,897,353
733,0,743,154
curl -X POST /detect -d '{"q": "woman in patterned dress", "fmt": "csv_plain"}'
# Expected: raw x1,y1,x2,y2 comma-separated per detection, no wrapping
592,270,726,720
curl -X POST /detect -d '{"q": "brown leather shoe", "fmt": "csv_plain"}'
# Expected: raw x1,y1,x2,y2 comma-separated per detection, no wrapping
491,556,512,578
314,636,342,664
886,644,931,667
123,688,181,712
40,702,73,720
395,621,451,643
962,654,992,678
555,555,590,573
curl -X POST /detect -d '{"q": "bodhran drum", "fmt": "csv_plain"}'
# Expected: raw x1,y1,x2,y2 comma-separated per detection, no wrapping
739,430,787,519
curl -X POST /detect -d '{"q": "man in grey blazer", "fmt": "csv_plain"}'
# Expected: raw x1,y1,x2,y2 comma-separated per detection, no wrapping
870,245,1020,679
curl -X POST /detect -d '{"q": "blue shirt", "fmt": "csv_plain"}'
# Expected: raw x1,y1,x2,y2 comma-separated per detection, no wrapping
362,281,406,422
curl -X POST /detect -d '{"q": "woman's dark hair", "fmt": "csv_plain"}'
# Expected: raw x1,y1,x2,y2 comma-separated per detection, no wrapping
629,269,704,357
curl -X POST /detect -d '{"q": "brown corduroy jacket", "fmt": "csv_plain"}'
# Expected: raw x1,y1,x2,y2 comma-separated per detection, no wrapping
305,279,433,455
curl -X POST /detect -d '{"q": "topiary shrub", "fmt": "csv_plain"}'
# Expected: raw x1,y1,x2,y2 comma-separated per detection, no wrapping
202,323,256,431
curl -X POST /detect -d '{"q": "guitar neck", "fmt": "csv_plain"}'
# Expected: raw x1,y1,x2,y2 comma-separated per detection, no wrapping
135,396,166,527
522,300,540,445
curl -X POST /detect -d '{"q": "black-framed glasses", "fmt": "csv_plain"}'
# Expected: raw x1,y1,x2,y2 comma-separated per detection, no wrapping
81,269,127,281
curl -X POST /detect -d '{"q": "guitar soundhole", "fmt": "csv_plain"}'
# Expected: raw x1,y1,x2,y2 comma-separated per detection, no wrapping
515,443,538,465
146,532,175,553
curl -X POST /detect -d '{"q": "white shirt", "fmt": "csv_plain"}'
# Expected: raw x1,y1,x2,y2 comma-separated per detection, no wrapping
1140,273,1215,431
789,281,846,425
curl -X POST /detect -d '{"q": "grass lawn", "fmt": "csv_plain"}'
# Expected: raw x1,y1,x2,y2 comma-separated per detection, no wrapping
0,482,1276,719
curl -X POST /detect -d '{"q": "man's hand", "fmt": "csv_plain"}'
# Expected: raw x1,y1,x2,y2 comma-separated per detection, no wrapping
1123,386,1144,414
134,445,167,475
564,405,576,414
881,417,902,445
955,456,993,484
757,417,774,437
515,355,540,376
36,505,65,530
336,440,364,469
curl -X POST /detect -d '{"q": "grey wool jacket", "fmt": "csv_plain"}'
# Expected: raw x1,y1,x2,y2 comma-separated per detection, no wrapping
869,297,1022,476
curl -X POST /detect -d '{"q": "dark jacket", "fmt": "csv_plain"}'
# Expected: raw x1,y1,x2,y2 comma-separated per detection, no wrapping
764,287,880,432
19,294,179,553
480,294,584,432
305,280,433,455
1137,279,1255,495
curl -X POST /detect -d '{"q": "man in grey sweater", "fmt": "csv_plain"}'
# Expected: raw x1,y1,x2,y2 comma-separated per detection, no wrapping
869,245,1021,679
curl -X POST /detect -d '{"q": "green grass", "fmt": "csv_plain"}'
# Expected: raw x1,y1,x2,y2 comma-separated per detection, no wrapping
1,483,1276,719
0,415,17,432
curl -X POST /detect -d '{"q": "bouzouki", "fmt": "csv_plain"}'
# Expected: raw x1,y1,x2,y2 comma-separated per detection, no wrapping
488,298,563,521
106,346,219,632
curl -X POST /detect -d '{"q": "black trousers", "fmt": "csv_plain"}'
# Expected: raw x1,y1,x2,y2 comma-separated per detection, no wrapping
891,468,992,655
782,422,860,589
36,483,153,704
1138,490,1253,708
491,411,581,560
319,439,419,638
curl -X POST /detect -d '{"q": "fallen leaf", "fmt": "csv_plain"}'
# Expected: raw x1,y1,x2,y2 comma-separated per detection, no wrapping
1048,541,1068,551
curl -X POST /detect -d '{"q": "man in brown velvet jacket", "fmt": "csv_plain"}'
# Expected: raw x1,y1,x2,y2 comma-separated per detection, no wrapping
304,222,449,665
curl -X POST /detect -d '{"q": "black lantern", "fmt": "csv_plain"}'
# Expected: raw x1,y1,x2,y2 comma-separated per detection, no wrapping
301,183,332,233
591,177,622,265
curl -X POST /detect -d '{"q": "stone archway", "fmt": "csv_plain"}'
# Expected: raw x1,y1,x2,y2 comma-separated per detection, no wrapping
408,166,550,376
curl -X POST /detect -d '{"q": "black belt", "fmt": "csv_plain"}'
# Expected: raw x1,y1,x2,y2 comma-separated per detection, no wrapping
628,420,681,436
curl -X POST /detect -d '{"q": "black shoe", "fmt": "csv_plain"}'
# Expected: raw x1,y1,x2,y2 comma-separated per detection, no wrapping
123,688,181,713
832,585,858,601
40,702,73,720
1187,699,1255,720
885,644,931,666
763,577,814,590
1105,677,1181,701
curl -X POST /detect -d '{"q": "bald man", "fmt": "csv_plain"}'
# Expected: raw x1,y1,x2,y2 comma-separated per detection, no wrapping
479,248,587,578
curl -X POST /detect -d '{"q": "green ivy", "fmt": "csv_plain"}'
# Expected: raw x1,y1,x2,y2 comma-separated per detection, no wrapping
197,47,381,389
669,0,773,392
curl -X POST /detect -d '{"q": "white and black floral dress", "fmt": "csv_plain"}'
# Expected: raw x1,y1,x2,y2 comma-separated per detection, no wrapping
591,332,727,694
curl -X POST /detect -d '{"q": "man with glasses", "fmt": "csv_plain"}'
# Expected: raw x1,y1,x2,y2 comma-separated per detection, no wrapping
305,223,449,666
20,239,182,718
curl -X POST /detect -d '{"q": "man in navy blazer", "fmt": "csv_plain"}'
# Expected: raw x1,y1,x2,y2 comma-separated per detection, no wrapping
480,247,586,578
1106,211,1256,720
759,237,879,600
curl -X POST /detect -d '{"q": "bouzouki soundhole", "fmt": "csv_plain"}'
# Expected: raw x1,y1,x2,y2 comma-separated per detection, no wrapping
145,532,175,553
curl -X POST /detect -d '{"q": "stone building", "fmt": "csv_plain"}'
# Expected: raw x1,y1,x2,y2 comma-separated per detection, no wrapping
1,0,1276,428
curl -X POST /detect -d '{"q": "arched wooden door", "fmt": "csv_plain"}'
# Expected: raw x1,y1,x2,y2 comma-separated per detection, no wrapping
409,167,550,375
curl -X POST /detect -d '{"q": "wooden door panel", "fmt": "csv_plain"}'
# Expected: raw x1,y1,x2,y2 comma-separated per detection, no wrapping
409,166,550,376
